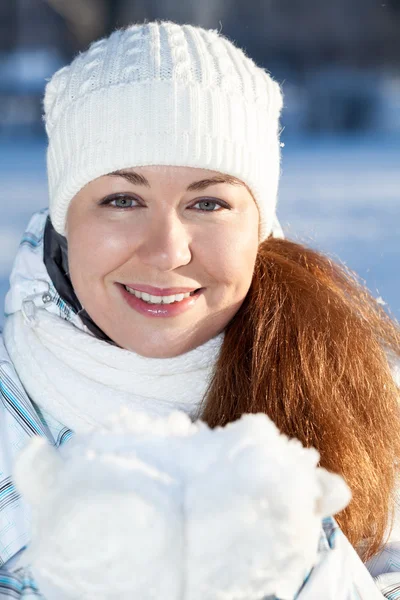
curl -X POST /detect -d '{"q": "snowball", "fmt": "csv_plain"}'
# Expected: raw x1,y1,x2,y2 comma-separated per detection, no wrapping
14,410,351,600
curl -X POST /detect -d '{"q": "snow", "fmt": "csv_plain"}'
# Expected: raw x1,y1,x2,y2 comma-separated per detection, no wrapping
277,134,400,317
0,134,399,322
14,409,350,600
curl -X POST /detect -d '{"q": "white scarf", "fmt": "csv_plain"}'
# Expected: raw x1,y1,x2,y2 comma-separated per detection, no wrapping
3,211,224,434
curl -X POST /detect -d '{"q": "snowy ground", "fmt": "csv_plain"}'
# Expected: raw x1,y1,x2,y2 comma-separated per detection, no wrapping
0,134,399,324
278,134,399,318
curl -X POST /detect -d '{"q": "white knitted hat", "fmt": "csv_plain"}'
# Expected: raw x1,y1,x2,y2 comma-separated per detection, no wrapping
44,21,283,239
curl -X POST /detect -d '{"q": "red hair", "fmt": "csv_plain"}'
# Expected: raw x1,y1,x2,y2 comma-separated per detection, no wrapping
199,237,400,560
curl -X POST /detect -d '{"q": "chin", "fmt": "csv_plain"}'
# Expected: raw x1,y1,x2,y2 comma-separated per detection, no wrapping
123,342,189,359
119,329,205,358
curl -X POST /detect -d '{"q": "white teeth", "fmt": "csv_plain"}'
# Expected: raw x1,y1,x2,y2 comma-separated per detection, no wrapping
124,286,195,304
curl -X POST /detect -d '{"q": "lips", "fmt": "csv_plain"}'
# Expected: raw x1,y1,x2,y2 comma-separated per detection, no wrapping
119,284,203,318
121,284,200,296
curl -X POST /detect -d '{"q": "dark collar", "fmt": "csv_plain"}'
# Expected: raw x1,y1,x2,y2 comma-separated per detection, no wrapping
43,216,115,345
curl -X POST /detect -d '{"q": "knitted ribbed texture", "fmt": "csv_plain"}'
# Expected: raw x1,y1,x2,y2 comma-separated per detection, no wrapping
44,21,283,239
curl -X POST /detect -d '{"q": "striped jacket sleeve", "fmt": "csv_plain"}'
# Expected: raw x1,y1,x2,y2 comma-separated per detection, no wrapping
368,540,400,599
374,571,400,600
0,564,42,598
366,473,400,597
0,340,65,598
296,515,400,599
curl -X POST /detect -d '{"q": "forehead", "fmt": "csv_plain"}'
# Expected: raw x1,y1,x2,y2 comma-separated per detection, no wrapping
133,165,216,181
109,165,247,189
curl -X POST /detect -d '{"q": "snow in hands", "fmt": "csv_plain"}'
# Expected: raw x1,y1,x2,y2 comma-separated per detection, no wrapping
14,409,351,600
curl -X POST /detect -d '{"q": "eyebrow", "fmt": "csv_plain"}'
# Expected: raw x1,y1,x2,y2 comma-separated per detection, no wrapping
108,170,247,192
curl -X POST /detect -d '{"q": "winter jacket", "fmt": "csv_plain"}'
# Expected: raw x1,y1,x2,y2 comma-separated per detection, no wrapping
0,210,399,599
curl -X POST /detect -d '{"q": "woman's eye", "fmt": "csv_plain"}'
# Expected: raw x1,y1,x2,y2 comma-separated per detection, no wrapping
102,195,138,208
191,199,227,212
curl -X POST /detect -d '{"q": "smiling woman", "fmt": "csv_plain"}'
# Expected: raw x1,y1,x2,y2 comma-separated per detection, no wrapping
66,165,259,357
0,19,400,600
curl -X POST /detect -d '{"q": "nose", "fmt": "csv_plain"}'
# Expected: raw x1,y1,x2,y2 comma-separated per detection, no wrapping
135,213,192,272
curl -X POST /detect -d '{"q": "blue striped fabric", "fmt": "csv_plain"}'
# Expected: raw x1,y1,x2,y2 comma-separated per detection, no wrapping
0,570,40,599
0,335,72,597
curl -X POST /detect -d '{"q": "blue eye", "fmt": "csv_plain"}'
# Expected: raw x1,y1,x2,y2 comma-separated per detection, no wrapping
101,195,139,208
192,199,227,212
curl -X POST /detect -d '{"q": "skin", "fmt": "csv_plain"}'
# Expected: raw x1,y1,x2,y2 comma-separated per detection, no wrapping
66,165,259,358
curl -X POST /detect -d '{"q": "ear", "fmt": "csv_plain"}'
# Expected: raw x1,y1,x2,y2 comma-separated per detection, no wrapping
315,468,352,518
13,436,63,506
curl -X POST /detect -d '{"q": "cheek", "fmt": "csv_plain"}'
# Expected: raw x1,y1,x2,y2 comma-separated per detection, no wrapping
67,220,134,289
199,222,258,293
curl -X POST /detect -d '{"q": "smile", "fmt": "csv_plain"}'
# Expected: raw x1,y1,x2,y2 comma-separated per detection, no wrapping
119,284,203,318
124,286,195,305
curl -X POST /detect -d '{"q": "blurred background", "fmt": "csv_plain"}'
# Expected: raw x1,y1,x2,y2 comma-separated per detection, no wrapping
0,0,399,321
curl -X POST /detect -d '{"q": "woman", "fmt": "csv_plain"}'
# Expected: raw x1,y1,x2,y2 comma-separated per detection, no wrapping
0,20,399,599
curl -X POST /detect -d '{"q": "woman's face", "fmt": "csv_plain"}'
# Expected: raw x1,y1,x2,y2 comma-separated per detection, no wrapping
66,166,259,357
